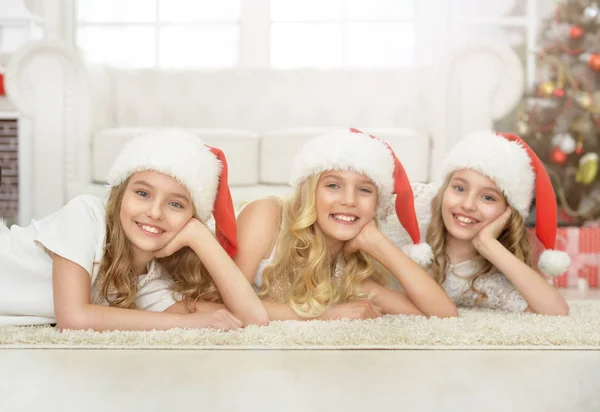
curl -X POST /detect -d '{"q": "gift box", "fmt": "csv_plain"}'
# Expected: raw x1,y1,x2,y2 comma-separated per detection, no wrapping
531,227,600,288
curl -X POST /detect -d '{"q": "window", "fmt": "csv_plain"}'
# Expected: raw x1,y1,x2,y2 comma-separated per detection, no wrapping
270,0,416,68
74,0,241,68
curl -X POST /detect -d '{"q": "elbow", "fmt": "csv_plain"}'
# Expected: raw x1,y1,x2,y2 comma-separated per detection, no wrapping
429,304,459,319
55,310,92,331
244,312,270,327
545,302,570,317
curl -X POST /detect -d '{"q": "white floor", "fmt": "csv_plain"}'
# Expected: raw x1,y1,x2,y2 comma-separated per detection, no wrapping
1,289,599,412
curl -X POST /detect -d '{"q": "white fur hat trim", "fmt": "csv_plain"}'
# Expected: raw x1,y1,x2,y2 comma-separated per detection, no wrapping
439,131,535,217
289,130,395,210
107,129,221,222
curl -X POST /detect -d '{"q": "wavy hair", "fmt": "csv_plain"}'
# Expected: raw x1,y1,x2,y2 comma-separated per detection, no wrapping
257,173,388,318
426,176,531,296
95,177,220,311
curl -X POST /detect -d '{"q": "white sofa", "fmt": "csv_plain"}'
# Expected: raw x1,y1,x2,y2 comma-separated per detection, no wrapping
5,40,524,223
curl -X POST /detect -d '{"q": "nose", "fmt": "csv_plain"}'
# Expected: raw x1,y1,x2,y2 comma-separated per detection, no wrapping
340,186,357,207
461,194,477,212
146,201,165,221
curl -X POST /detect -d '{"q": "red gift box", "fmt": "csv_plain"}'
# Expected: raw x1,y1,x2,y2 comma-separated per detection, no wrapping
531,227,600,288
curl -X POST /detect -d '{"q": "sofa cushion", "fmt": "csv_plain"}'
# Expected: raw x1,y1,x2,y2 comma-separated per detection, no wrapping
92,128,260,186
260,128,431,185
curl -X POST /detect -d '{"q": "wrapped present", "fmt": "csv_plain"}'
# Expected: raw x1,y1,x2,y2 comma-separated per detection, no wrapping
532,227,600,288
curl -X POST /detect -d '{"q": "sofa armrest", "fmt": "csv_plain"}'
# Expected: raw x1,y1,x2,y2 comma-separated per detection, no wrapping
5,40,113,219
426,41,524,180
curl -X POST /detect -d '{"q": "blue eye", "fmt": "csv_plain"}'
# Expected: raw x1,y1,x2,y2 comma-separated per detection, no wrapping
169,202,184,209
454,185,464,192
136,190,150,198
326,183,340,189
359,187,373,194
483,195,495,202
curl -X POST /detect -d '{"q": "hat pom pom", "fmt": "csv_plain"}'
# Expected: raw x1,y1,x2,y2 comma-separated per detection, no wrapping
402,242,433,267
537,249,571,277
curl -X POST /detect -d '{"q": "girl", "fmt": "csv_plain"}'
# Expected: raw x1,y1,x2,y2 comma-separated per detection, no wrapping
235,128,458,321
0,130,269,330
386,131,570,315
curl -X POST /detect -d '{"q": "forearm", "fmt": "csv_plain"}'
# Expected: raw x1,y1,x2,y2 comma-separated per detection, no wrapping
190,232,269,326
261,300,306,321
56,303,190,332
475,238,569,315
364,235,457,318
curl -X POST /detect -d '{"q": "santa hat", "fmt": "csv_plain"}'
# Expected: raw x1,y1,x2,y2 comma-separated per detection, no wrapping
439,131,571,276
107,129,237,257
289,128,433,266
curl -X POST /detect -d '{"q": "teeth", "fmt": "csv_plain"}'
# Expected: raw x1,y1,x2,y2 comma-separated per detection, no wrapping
333,214,357,222
456,215,477,224
140,224,163,234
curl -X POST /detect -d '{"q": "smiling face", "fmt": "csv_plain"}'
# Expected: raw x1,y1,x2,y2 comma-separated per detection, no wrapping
119,170,194,261
314,170,378,250
441,169,508,241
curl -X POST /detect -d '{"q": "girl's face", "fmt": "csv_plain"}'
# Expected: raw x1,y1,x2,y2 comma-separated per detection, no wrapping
120,171,194,256
441,169,508,241
314,170,378,249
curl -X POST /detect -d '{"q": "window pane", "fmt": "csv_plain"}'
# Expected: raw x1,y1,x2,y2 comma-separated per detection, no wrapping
344,0,415,20
346,22,415,67
76,0,156,22
451,26,525,49
271,0,342,22
159,0,240,22
271,23,342,68
76,27,155,67
450,0,519,19
159,25,239,68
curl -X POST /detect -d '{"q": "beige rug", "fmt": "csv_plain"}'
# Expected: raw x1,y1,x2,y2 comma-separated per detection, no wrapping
1,300,599,350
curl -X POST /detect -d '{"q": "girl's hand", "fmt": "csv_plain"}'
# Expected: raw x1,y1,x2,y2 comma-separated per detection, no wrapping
473,207,512,249
155,218,206,258
317,300,383,320
343,220,379,254
185,308,243,331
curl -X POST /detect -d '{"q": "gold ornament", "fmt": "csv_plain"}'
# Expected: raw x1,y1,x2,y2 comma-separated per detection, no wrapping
516,120,530,135
576,92,592,109
576,153,599,185
539,81,555,97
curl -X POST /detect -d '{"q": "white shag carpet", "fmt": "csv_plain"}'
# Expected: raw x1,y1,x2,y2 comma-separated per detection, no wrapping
1,300,599,350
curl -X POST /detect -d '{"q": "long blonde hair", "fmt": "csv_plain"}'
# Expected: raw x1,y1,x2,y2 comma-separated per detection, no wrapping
96,177,220,310
257,173,388,318
426,176,531,291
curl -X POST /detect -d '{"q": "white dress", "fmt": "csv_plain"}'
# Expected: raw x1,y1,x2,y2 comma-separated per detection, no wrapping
0,195,180,326
381,183,528,313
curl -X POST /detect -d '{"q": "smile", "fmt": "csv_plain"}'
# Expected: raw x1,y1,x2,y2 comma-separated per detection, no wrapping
453,214,479,225
331,214,358,223
136,222,165,235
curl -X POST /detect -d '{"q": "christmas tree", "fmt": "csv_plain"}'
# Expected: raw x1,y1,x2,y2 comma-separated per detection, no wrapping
518,0,600,225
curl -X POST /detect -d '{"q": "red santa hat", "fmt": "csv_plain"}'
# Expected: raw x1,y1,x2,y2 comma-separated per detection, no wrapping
289,128,433,266
107,129,237,257
439,131,571,276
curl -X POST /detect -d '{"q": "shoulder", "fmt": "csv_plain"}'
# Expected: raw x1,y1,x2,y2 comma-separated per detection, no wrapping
64,195,107,221
237,198,283,228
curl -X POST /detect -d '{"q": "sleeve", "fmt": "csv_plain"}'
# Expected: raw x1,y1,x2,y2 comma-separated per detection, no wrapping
34,195,105,277
473,271,529,313
381,182,436,249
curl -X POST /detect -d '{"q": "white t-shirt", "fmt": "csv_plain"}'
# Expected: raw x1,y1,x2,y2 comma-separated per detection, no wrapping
0,194,180,326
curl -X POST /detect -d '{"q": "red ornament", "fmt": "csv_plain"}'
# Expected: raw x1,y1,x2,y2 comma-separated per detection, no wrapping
551,147,568,164
553,88,565,97
588,54,600,71
0,73,5,96
569,25,584,40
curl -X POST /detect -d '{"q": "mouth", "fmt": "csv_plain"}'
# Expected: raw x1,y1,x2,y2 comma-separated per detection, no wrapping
453,214,479,226
136,222,166,235
330,213,359,224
